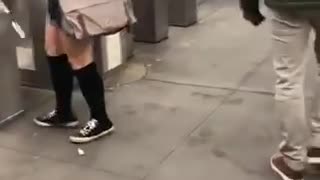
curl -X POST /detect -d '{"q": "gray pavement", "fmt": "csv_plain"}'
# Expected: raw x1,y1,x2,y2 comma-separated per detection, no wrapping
1,0,320,180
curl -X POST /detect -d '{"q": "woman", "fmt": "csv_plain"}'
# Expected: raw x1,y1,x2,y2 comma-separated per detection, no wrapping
34,0,115,144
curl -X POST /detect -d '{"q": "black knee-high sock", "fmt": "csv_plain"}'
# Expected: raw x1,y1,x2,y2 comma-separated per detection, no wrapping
48,55,73,116
74,63,112,125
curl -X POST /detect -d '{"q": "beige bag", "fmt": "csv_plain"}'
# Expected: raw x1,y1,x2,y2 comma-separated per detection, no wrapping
59,0,136,39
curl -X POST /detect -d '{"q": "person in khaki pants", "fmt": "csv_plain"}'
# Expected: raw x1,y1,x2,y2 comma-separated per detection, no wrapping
240,0,320,180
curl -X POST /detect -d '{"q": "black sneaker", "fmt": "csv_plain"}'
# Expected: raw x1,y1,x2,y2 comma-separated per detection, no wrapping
271,155,304,180
33,110,79,128
69,119,115,144
308,148,320,164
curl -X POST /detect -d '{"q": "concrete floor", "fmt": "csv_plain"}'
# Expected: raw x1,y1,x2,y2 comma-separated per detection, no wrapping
1,0,320,180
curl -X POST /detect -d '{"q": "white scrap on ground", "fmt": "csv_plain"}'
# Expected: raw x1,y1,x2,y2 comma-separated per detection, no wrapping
77,148,85,156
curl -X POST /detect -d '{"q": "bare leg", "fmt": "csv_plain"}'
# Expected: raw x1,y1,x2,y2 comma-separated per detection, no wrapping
34,23,77,128
59,32,114,144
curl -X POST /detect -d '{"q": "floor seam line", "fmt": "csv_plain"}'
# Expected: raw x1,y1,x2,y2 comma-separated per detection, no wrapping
141,90,235,180
0,142,141,180
144,78,273,96
141,54,271,180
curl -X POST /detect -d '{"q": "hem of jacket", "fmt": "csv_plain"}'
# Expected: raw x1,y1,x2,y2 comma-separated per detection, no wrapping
265,0,320,9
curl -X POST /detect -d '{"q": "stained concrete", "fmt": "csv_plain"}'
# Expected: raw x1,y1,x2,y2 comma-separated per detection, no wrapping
0,81,230,179
1,0,320,180
136,5,270,89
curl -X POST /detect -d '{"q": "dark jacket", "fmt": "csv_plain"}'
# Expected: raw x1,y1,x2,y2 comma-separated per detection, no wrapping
240,0,320,12
240,0,320,26
265,0,320,9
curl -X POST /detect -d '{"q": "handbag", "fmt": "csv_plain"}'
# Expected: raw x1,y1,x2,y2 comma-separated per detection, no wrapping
59,0,136,39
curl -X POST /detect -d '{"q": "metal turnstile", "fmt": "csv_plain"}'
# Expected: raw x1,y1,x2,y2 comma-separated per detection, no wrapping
169,0,198,27
0,8,23,123
10,0,133,89
95,29,134,76
132,0,169,43
9,0,51,89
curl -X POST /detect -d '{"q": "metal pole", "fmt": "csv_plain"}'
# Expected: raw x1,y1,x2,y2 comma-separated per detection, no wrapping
132,0,169,43
0,11,23,123
169,0,198,27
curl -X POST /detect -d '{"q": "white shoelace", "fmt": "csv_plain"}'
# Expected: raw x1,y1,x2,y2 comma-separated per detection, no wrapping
45,110,57,119
80,119,98,136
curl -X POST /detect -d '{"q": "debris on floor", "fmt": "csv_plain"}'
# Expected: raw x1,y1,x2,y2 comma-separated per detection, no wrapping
32,132,38,137
106,87,115,91
33,156,40,160
77,148,85,156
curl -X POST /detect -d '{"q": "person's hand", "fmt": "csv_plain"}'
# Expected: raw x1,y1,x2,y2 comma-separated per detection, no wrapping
239,0,265,26
243,10,265,26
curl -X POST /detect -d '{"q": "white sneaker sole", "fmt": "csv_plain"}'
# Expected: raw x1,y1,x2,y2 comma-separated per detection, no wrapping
270,155,304,180
69,126,115,144
308,157,320,164
33,118,79,128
